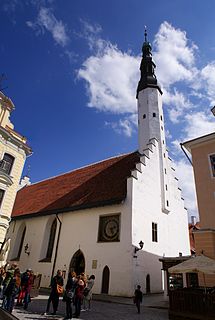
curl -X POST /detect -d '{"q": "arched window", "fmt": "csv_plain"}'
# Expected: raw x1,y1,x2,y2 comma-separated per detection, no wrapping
11,224,26,260
46,219,57,260
0,153,15,175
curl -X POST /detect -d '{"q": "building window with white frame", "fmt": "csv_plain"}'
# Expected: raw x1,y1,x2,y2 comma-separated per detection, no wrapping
152,222,158,242
209,154,215,177
0,153,15,175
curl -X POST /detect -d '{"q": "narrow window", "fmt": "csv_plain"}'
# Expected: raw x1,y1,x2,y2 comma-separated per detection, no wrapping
0,153,15,175
167,200,169,207
164,153,166,158
46,219,57,260
153,113,156,117
0,189,5,207
160,115,163,121
165,185,168,191
152,222,158,242
163,140,165,145
161,126,163,130
17,226,26,259
164,168,167,174
143,114,146,119
209,154,215,177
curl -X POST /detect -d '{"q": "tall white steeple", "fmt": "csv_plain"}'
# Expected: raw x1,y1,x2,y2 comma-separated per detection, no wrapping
137,29,170,214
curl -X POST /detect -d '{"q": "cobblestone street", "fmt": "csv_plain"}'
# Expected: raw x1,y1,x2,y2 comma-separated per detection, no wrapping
12,295,169,320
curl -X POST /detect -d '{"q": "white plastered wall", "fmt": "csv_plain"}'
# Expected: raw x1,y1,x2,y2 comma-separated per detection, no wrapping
131,139,190,293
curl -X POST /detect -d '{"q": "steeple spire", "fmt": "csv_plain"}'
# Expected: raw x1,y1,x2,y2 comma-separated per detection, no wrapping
136,29,162,98
144,26,147,42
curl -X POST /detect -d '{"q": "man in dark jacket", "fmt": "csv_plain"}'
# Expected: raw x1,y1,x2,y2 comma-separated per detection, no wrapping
134,285,143,314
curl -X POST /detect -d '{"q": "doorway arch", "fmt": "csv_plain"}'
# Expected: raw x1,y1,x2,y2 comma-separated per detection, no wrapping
69,250,85,275
101,265,110,294
146,274,150,293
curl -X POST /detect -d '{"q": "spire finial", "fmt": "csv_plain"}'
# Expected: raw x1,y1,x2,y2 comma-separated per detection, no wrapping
144,26,148,42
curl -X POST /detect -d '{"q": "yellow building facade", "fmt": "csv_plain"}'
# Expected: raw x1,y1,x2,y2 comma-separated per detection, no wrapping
0,91,31,245
183,132,215,286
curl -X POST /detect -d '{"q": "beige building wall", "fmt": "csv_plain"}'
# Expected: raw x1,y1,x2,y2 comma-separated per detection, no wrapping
0,91,31,245
184,133,215,288
194,230,215,286
191,140,215,228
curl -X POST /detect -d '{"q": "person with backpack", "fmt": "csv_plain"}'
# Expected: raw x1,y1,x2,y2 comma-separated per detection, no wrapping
4,268,21,313
64,271,77,319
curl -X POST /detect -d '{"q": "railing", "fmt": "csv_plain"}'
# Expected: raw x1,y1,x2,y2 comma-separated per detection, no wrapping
169,288,215,319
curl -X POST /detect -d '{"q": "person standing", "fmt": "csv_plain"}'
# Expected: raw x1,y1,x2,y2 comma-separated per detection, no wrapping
83,275,95,311
64,271,77,319
134,285,143,314
4,268,21,313
23,269,34,310
74,277,85,318
45,270,64,315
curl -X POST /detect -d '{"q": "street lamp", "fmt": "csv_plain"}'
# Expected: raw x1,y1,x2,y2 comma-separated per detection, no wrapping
134,240,144,254
24,243,30,256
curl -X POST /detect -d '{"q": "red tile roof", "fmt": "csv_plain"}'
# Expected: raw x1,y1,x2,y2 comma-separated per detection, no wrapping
12,151,140,218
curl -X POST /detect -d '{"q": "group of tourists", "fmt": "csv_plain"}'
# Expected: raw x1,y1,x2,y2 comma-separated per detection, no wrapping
44,269,95,319
0,263,143,317
0,263,34,313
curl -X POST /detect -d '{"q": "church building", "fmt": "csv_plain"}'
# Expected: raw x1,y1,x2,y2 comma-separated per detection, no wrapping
0,91,31,247
7,36,190,296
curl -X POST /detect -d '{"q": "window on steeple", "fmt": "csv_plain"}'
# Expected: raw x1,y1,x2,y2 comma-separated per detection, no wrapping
143,114,146,119
153,113,156,117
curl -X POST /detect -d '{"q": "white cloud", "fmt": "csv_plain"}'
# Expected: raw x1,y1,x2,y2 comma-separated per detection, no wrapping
105,114,138,137
78,40,139,114
163,88,193,123
174,159,198,220
154,21,198,88
26,7,69,47
201,62,215,105
184,112,215,141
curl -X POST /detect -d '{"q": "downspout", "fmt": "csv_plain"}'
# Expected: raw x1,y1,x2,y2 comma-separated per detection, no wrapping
51,214,62,278
180,143,193,166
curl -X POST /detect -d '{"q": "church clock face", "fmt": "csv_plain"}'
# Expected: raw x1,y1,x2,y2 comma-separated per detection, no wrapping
103,218,119,240
98,214,120,242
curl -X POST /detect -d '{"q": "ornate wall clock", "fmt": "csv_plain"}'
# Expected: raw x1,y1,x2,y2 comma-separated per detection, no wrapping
98,214,120,242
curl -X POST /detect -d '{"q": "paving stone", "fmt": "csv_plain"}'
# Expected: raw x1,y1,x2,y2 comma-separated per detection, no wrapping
12,295,169,320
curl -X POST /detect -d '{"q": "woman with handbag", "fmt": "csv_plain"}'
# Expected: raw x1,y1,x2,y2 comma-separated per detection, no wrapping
82,275,95,311
44,269,64,316
64,271,77,320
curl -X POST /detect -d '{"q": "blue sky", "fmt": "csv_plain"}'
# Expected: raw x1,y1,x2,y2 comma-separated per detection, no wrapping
1,0,215,219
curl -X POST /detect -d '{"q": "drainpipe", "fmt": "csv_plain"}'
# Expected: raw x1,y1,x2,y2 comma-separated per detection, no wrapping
180,143,193,166
51,214,62,278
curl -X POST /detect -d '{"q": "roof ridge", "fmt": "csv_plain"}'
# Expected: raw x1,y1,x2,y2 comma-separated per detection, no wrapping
26,151,134,188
